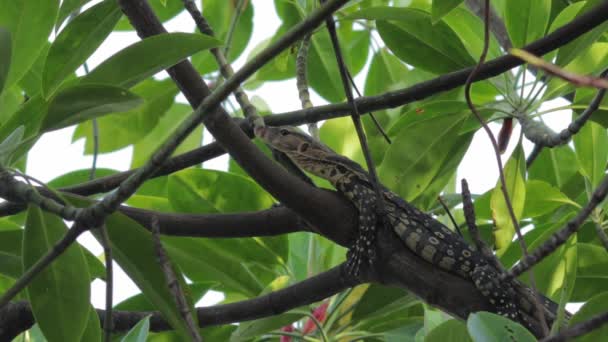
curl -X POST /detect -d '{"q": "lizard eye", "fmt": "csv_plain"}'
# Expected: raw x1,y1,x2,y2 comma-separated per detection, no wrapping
299,143,309,152
279,129,290,136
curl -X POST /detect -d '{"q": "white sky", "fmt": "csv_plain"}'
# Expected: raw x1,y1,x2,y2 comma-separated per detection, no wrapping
24,0,572,310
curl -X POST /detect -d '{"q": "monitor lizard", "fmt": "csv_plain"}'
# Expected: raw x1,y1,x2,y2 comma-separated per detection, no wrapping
255,125,564,331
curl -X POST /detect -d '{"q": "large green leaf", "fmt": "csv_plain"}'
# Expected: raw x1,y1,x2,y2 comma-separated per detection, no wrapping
43,0,122,97
378,111,468,201
466,312,536,342
491,146,526,254
442,7,503,61
573,121,608,187
523,180,579,218
528,145,578,189
425,319,471,342
73,78,178,154
0,0,59,90
568,292,608,342
572,243,608,302
556,0,608,66
505,0,550,48
525,227,577,300
349,7,475,74
131,103,202,168
81,32,222,88
24,206,90,342
42,84,142,132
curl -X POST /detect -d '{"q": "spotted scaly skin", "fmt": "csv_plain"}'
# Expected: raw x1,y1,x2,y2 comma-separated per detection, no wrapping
256,125,562,330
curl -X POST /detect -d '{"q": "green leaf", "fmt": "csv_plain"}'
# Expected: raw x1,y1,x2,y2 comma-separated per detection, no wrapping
442,7,503,60
425,319,471,342
505,0,550,47
0,125,24,165
544,42,608,100
80,306,102,342
191,0,254,75
73,78,178,154
556,0,608,66
121,315,151,342
349,7,475,74
572,243,608,302
0,229,23,278
431,0,463,23
573,121,608,187
568,291,608,342
82,32,222,88
169,169,275,213
378,111,468,201
467,312,536,342
24,205,90,342
523,180,579,218
491,146,526,254
0,27,10,95
0,0,59,90
43,84,142,132
526,228,577,300
528,145,578,189
43,0,122,96
131,103,202,168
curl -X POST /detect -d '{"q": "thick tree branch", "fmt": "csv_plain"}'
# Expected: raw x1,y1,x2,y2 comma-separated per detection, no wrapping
0,265,357,340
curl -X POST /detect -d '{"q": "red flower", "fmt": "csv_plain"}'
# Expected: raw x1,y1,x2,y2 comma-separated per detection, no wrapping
302,301,329,334
280,325,294,342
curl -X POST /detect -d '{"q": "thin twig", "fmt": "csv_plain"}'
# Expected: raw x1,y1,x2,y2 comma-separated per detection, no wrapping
541,310,608,342
463,0,548,334
151,216,202,342
321,0,386,272
343,52,391,144
223,0,247,59
296,33,319,138
507,173,608,279
98,224,113,342
0,222,87,308
436,195,462,236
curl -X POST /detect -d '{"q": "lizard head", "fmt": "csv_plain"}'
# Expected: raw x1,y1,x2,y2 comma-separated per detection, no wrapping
255,125,358,183
255,125,333,159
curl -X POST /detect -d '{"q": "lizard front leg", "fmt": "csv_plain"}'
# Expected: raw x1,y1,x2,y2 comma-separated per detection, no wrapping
345,183,378,276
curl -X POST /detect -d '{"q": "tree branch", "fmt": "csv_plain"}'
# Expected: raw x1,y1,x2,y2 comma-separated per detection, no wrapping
0,265,357,340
